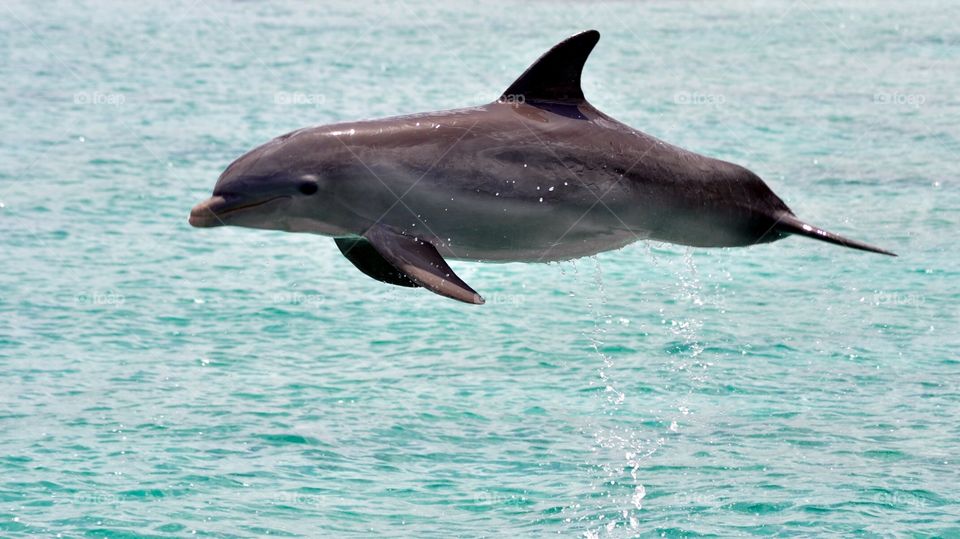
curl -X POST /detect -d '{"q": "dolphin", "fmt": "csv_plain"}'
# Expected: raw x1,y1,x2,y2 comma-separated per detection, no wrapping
189,30,896,305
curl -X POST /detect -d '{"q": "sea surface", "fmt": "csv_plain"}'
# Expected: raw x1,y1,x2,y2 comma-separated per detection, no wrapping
2,0,958,537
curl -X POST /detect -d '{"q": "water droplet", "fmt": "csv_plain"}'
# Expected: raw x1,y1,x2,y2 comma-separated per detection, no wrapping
631,485,646,509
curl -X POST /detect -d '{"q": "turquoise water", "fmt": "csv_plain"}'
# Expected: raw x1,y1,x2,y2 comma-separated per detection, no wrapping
2,0,959,536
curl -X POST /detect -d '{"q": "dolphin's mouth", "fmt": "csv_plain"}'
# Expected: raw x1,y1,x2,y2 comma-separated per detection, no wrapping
188,195,290,228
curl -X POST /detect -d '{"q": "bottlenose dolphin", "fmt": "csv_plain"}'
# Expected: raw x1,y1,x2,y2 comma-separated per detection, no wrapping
189,30,895,305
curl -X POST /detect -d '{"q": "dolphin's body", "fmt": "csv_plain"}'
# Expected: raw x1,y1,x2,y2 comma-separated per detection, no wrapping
190,30,895,304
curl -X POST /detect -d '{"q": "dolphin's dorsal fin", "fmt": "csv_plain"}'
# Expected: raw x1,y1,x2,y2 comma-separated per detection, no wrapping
500,30,600,105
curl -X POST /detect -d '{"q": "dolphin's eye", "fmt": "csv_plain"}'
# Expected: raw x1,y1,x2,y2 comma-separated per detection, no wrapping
298,181,318,195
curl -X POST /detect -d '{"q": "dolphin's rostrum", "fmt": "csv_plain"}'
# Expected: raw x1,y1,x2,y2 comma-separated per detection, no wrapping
190,30,896,305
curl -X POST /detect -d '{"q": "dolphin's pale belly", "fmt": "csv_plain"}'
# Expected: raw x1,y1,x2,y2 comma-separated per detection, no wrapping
435,207,640,263
367,170,640,262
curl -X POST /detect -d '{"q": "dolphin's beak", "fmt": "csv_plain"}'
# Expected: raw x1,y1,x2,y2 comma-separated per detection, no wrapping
189,194,292,228
189,196,227,228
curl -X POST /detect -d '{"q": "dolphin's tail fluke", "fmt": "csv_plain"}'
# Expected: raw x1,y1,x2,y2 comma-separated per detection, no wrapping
773,212,897,256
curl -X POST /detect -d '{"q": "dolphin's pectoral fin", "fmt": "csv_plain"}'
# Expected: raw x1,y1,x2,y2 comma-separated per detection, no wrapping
501,29,599,105
362,226,485,305
335,237,419,288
